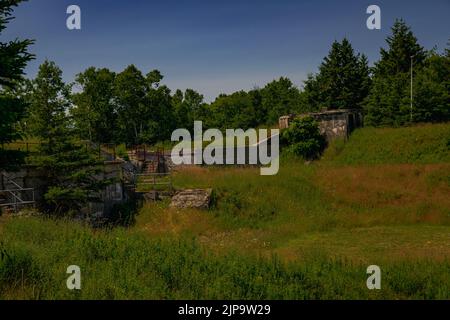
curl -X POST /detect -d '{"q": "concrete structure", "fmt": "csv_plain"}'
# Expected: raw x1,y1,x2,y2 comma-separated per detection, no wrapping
279,109,363,141
1,161,127,217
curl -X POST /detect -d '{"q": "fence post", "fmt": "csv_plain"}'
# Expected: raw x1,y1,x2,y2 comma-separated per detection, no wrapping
14,191,17,213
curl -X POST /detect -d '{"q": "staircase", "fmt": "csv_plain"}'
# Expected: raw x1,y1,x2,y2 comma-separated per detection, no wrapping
0,172,35,213
143,160,158,174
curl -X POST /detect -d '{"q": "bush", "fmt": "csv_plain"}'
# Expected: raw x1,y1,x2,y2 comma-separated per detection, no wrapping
281,116,326,159
116,144,129,161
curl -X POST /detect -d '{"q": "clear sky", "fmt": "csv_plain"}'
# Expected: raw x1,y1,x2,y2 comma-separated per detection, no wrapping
3,0,449,101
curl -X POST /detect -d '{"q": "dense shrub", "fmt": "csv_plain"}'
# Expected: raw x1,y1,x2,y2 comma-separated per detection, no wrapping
281,116,326,159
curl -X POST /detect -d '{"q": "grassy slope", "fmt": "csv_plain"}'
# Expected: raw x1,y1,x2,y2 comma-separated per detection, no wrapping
322,123,450,165
1,123,449,299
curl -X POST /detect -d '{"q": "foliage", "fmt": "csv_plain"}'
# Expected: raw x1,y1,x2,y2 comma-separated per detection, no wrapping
196,78,304,130
113,65,176,145
173,88,207,132
261,77,303,124
0,0,34,168
281,116,326,159
71,67,117,143
364,19,438,126
303,38,370,111
206,90,258,130
27,61,108,215
0,0,34,88
413,52,450,122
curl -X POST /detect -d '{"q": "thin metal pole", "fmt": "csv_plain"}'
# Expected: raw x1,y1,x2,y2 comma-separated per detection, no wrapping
410,55,413,122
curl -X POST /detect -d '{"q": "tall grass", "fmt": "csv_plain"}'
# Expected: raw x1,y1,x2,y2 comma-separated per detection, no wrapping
0,217,448,300
1,123,450,299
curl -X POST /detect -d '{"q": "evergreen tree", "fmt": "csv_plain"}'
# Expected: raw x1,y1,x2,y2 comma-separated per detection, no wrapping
0,0,34,168
28,61,106,215
413,50,450,122
303,38,370,111
365,19,427,126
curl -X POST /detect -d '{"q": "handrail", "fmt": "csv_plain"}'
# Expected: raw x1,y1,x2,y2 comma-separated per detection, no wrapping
1,171,23,190
0,171,35,212
7,190,25,203
0,188,34,192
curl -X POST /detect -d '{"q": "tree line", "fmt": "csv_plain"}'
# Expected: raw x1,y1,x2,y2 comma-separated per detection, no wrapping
28,20,450,147
2,2,450,151
1,0,449,216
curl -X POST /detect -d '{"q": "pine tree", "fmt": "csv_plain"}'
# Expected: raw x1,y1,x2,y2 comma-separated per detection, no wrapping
365,19,427,126
28,61,107,216
0,0,34,168
413,50,450,122
303,38,370,111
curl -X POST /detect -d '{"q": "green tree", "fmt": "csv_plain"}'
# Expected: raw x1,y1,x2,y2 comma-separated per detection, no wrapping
0,0,34,168
280,116,326,159
28,61,106,215
143,74,175,143
303,38,370,111
261,77,301,124
71,67,117,143
413,50,450,122
208,91,257,130
173,88,205,132
114,65,147,144
0,0,33,88
365,19,427,126
115,66,175,144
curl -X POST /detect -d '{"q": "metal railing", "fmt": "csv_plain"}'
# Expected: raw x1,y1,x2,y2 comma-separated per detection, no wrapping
0,172,35,212
134,173,173,193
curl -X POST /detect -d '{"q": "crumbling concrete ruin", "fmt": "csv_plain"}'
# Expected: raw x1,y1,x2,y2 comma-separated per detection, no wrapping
1,161,127,217
279,109,364,141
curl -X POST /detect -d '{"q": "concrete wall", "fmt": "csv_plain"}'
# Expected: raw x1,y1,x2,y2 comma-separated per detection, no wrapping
279,109,363,141
1,161,126,216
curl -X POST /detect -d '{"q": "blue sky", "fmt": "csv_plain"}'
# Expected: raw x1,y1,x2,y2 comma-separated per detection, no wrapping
3,0,449,101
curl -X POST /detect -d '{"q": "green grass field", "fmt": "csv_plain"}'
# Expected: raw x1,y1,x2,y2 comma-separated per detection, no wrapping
1,123,449,299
